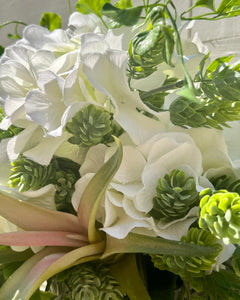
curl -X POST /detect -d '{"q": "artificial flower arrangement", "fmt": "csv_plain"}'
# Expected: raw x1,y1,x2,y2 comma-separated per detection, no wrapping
0,0,240,299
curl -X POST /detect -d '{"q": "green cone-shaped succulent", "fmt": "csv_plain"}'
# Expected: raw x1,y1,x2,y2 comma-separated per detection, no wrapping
199,189,240,244
151,227,222,279
66,104,122,147
169,96,240,130
148,169,199,222
9,155,80,214
9,155,56,192
52,157,80,214
56,262,126,300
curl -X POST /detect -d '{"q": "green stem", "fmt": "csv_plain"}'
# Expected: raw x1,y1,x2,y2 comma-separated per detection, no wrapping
0,20,27,30
140,80,185,99
67,0,72,14
165,4,195,93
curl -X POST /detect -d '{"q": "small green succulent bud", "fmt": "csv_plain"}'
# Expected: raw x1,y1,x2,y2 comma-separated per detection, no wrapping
149,169,199,222
199,189,240,244
9,155,56,192
151,227,222,279
66,104,122,148
56,262,126,300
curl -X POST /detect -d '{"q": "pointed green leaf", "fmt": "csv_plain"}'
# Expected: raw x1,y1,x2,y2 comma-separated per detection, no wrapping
101,3,143,26
40,12,61,31
177,87,200,104
217,0,240,13
102,232,219,259
76,0,111,16
78,137,123,243
194,0,215,10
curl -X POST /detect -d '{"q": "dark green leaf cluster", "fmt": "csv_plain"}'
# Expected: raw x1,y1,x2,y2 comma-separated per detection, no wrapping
128,7,174,79
199,189,240,244
149,169,199,222
169,56,240,129
0,45,4,56
151,228,222,279
55,261,127,300
9,155,80,214
66,104,123,147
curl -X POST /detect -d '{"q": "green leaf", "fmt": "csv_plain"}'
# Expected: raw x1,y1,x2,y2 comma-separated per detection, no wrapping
40,12,61,31
194,0,215,10
76,0,111,16
102,232,219,259
217,0,240,14
78,137,123,243
0,45,4,56
110,254,151,300
101,3,143,26
115,0,133,9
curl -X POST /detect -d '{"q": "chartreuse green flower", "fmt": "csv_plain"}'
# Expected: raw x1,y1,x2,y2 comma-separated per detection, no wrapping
66,104,123,147
56,261,126,300
199,189,240,244
150,227,222,279
149,169,199,222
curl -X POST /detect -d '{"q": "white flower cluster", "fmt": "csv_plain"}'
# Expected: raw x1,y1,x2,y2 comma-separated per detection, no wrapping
0,12,239,255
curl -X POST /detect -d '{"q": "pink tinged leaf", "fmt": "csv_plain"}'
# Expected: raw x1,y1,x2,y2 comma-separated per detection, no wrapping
0,231,89,247
78,137,123,243
0,241,105,300
0,191,83,233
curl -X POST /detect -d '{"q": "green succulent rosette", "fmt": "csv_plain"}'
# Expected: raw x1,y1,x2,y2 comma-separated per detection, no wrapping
149,169,199,222
199,189,240,244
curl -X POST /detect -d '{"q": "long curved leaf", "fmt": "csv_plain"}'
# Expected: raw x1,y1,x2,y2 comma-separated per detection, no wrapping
0,246,67,300
11,241,105,300
0,231,88,247
102,232,219,258
0,191,82,233
78,137,123,243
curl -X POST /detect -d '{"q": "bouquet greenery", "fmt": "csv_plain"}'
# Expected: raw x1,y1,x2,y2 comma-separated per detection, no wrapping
1,0,240,299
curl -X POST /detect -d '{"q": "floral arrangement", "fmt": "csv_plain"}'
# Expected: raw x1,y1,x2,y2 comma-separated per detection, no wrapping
0,0,240,299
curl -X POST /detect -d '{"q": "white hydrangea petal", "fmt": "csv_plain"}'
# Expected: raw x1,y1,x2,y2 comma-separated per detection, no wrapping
23,133,68,165
22,25,52,49
7,123,41,161
49,50,79,74
106,189,124,207
30,50,56,74
123,197,146,220
25,90,65,131
0,139,12,184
